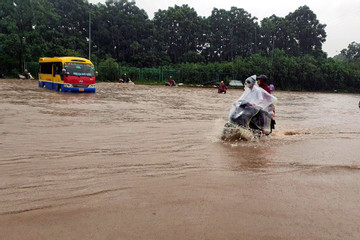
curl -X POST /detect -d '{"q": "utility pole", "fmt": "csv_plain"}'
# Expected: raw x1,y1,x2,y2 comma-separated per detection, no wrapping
89,12,91,61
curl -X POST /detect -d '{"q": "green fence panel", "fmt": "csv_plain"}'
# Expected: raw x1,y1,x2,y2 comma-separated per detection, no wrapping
162,69,180,84
96,65,119,82
140,68,161,83
119,67,140,82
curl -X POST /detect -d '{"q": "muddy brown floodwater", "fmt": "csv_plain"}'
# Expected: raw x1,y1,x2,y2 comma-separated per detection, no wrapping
1,79,360,239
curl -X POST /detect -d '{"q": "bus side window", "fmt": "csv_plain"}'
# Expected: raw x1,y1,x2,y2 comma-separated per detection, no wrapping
39,63,52,74
56,63,62,74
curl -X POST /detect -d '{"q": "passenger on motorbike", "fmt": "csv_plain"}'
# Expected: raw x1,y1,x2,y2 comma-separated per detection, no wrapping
256,75,271,94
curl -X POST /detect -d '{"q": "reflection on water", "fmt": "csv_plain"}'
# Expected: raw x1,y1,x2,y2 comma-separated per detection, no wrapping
220,143,275,172
1,79,360,239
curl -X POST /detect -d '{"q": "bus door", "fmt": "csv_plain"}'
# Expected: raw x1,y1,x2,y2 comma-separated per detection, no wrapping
52,62,62,91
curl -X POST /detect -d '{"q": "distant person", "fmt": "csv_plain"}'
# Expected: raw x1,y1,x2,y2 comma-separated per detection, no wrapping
218,81,227,94
169,76,175,86
18,69,33,80
122,73,130,83
165,76,176,86
256,75,271,94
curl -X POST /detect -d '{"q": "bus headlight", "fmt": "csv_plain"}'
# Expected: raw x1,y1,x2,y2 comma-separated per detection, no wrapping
64,83,73,88
88,84,95,88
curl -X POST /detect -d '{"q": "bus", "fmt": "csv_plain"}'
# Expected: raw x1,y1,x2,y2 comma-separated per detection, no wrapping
38,57,96,92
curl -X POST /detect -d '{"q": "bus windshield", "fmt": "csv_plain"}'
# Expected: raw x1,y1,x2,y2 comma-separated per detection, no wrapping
65,62,95,77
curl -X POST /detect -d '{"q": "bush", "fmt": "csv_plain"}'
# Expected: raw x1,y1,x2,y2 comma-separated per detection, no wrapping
98,58,119,82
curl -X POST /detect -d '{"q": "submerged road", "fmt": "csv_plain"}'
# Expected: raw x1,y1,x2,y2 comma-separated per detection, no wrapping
1,79,360,239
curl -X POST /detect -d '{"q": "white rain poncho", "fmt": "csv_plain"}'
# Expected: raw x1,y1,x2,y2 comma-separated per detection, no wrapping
228,76,277,133
237,84,277,112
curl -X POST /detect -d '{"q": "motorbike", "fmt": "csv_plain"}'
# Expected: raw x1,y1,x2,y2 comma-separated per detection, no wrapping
222,100,275,140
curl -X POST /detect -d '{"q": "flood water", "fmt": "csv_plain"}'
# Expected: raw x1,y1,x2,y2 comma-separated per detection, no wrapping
1,79,360,239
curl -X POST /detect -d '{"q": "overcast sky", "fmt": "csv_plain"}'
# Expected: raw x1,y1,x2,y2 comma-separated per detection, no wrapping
88,0,360,57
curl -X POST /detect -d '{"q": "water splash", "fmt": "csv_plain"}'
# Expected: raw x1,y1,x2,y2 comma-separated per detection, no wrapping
221,123,258,142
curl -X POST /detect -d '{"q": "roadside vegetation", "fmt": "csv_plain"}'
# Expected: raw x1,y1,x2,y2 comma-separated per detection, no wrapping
0,0,359,92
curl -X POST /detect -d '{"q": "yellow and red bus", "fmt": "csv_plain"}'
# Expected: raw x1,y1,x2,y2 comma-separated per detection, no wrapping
38,57,96,92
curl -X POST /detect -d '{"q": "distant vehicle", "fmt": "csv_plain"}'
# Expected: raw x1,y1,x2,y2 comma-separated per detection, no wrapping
38,57,96,92
229,80,243,87
203,80,221,87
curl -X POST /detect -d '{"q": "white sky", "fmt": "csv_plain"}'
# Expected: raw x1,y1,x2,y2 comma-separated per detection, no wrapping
88,0,360,57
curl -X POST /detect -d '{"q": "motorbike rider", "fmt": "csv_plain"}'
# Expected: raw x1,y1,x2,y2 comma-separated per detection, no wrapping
218,81,227,94
24,69,34,80
122,73,130,83
231,75,277,134
165,76,176,86
169,76,175,86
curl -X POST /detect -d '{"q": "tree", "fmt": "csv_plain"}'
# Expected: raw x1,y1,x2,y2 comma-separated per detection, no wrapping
259,6,327,57
50,0,91,57
208,7,258,61
285,5,327,56
0,0,35,72
259,15,292,55
92,0,154,67
153,4,204,63
340,42,360,61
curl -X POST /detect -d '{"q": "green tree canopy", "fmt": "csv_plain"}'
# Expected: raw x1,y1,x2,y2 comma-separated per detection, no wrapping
340,42,360,61
285,5,327,56
207,7,258,61
153,4,205,63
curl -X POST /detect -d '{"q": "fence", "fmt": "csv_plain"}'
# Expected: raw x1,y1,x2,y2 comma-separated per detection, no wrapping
180,71,239,85
96,66,141,82
25,62,238,85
